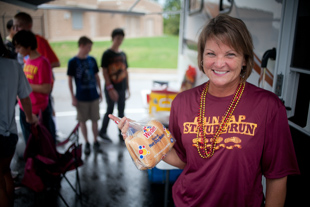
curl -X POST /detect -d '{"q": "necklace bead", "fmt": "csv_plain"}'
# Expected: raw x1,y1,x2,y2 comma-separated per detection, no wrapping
196,81,245,158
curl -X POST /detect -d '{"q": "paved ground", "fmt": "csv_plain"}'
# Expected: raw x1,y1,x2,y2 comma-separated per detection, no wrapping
11,68,181,207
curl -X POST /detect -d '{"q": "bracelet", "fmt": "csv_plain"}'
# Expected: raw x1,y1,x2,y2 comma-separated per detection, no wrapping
106,84,114,91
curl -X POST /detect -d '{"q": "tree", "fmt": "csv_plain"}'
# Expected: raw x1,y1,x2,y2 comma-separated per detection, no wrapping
163,0,181,35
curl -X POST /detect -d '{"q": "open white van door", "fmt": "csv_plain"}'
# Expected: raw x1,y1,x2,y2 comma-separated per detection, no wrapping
276,0,310,136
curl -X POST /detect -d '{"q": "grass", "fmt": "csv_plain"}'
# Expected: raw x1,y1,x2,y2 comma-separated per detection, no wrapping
50,35,179,69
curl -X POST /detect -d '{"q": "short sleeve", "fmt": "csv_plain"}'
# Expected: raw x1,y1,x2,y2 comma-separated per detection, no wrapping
36,35,59,66
169,96,187,163
101,51,108,68
122,52,128,69
262,103,300,178
67,58,76,77
91,57,99,73
38,58,52,84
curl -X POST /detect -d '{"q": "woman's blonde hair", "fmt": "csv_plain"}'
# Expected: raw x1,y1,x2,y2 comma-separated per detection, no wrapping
197,14,254,82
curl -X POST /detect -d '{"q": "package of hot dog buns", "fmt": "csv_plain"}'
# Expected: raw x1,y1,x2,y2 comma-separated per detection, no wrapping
116,118,176,170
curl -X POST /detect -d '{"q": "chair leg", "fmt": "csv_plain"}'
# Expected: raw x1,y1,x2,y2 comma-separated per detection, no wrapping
62,169,82,196
62,172,83,206
75,167,82,198
62,174,79,195
56,190,70,207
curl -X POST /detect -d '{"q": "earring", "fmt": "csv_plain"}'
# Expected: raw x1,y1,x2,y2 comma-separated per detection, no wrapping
240,67,246,78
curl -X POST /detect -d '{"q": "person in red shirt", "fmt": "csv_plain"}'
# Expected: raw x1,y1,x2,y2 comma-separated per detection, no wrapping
13,12,60,140
13,12,60,68
13,30,54,142
110,14,300,207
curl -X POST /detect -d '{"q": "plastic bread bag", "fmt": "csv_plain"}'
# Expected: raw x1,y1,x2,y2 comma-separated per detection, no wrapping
114,118,176,170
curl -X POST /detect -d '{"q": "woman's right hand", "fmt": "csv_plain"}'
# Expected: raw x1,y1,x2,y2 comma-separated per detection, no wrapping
108,114,130,139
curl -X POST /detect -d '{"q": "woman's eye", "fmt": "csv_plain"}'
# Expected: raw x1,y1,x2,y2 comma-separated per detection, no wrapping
206,52,215,56
227,53,236,57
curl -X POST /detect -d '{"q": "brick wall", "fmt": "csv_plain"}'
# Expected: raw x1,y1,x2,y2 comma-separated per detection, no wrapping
0,0,163,42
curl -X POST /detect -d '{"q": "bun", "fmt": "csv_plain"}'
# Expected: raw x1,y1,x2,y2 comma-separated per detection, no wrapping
125,135,148,170
125,120,175,169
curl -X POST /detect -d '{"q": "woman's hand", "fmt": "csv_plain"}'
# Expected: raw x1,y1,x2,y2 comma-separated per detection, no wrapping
108,114,131,139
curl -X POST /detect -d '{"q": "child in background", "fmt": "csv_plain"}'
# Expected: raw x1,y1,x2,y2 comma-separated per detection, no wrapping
67,36,102,155
13,30,54,143
99,28,130,143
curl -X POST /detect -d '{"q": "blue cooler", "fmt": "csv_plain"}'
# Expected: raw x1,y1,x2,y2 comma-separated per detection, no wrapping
147,167,182,184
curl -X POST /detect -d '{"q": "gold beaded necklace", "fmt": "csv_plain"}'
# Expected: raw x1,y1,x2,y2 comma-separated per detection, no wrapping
196,81,245,158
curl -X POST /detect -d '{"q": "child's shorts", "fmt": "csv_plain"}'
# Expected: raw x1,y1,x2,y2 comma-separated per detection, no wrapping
76,99,100,122
0,133,18,158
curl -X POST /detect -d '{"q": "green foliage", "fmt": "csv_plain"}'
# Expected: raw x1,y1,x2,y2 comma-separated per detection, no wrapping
164,15,180,35
163,0,181,35
50,36,179,69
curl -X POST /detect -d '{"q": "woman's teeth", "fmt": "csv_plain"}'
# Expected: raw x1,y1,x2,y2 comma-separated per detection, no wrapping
213,70,227,74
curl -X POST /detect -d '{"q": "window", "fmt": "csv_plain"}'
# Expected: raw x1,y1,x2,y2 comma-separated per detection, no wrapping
291,0,310,71
219,0,233,14
189,0,203,15
72,11,83,30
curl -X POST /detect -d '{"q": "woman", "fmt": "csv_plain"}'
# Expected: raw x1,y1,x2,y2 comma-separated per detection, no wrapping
0,33,38,207
110,15,299,206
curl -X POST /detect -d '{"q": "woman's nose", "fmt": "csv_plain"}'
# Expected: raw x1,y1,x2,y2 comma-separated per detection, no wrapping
214,56,225,68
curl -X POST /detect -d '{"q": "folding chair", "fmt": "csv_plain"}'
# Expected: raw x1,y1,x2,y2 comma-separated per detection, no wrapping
56,123,83,201
22,122,83,207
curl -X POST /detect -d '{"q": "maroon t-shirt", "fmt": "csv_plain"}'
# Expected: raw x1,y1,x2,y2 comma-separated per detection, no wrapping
170,82,299,207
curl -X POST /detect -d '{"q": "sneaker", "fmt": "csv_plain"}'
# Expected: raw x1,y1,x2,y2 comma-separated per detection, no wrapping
93,141,103,153
98,132,113,143
84,142,91,155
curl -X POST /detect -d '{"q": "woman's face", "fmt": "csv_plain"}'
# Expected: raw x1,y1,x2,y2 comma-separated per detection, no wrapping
203,38,246,94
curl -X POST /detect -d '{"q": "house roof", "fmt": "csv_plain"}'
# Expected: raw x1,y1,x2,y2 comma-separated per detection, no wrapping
0,0,177,16
0,0,54,10
38,4,145,16
0,0,146,15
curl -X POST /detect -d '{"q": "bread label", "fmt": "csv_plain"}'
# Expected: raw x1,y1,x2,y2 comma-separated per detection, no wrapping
138,145,150,159
149,133,165,148
142,126,157,139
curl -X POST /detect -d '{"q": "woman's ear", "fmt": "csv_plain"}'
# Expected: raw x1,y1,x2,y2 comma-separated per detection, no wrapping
242,57,246,66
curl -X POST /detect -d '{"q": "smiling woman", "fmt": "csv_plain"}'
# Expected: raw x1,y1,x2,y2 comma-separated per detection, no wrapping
111,14,300,207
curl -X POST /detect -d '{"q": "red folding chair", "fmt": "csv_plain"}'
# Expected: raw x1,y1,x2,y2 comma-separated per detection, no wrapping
22,122,83,206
